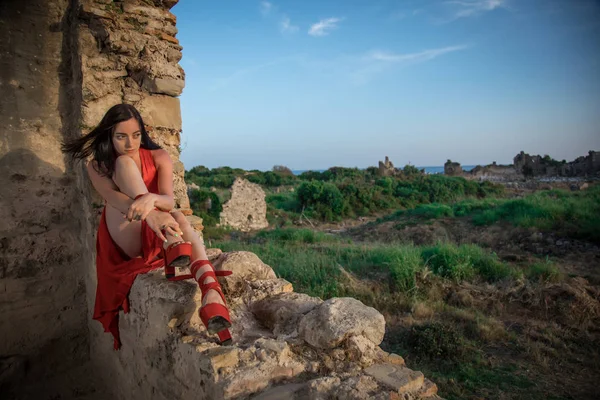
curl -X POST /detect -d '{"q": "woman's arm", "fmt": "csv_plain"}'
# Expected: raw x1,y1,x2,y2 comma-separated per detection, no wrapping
87,161,135,214
153,149,176,211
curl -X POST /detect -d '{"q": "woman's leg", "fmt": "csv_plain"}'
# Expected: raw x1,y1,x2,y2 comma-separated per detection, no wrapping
107,155,182,258
172,211,226,308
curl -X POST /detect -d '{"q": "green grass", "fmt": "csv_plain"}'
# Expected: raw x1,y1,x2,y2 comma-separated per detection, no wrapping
526,258,563,283
421,243,519,282
214,229,523,299
382,186,600,243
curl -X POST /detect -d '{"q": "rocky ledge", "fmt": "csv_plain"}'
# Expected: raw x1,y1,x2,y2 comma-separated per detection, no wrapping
108,247,441,399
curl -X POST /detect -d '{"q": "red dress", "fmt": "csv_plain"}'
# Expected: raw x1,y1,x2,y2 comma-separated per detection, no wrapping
93,148,165,349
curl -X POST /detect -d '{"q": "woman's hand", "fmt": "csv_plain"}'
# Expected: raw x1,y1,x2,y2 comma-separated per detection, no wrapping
125,193,157,222
145,210,183,243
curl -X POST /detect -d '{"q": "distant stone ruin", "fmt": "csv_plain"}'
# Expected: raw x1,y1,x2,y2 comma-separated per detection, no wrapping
514,150,600,177
446,151,600,181
443,160,463,176
378,156,396,176
220,177,269,232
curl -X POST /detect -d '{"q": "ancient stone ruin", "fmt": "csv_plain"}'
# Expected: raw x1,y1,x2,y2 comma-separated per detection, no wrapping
514,150,600,177
378,156,396,176
220,177,269,232
446,151,600,181
0,1,441,399
443,160,462,176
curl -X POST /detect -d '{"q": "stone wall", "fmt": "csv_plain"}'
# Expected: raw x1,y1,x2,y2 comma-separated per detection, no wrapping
378,156,395,176
220,177,269,232
0,0,192,397
0,0,91,392
513,150,600,178
443,160,462,176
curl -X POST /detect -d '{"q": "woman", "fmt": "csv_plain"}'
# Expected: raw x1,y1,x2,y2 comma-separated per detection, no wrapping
62,104,232,348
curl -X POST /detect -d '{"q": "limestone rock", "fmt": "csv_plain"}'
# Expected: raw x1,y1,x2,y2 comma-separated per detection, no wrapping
206,248,223,261
250,292,323,337
299,297,385,349
251,383,306,400
82,93,122,127
307,376,342,399
137,94,182,130
220,177,269,232
142,76,184,96
243,278,293,304
335,375,380,400
216,251,276,287
365,364,424,394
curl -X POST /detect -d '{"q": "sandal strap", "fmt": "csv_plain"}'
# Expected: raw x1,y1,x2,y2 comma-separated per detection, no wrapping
165,241,190,253
164,242,192,266
199,281,227,304
190,259,233,279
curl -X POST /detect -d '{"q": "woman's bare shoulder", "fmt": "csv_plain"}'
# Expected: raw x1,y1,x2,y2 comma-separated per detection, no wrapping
151,148,172,165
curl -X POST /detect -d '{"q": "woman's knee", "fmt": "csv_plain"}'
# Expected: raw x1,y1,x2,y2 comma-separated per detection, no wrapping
115,155,136,171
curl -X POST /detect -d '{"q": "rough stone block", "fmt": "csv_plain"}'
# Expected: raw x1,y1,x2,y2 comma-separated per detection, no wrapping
82,93,122,127
143,76,184,96
201,347,240,375
299,297,385,349
251,383,306,400
250,292,322,335
138,94,182,130
365,364,424,394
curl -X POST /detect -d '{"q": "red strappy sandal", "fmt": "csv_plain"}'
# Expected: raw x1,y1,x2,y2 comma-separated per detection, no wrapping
190,259,233,345
163,241,192,281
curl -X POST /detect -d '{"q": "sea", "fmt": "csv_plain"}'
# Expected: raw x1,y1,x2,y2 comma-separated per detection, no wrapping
292,165,476,176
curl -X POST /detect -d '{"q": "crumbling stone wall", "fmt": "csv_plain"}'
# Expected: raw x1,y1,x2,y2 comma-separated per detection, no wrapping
0,0,193,397
513,150,600,178
220,177,269,232
443,159,462,176
0,0,91,394
378,156,395,176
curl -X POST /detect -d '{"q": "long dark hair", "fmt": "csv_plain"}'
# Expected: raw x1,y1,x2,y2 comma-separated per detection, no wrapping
62,104,161,177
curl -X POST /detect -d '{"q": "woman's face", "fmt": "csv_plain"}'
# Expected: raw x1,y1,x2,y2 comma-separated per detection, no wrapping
112,117,142,156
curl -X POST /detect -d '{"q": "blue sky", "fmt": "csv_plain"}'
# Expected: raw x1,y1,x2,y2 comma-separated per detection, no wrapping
172,0,600,171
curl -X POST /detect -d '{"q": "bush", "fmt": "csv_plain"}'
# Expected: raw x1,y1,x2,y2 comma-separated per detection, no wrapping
407,322,467,361
526,259,562,282
188,188,222,226
272,165,294,176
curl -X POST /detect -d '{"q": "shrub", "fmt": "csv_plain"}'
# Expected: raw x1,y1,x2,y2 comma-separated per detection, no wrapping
407,322,467,361
189,188,222,226
526,259,562,282
272,165,294,176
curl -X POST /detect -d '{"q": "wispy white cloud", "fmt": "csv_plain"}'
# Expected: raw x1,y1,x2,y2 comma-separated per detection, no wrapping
260,1,272,16
367,45,468,63
260,2,298,35
208,57,294,92
280,16,299,33
308,17,344,37
349,45,468,84
443,0,506,21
